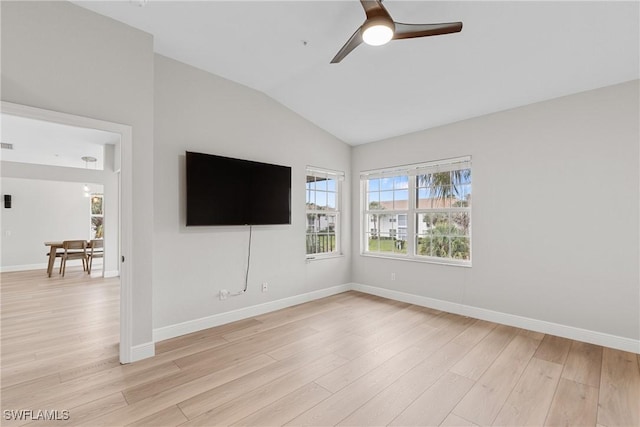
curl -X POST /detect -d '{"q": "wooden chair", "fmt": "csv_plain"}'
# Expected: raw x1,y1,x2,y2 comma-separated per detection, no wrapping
87,239,104,274
60,240,88,277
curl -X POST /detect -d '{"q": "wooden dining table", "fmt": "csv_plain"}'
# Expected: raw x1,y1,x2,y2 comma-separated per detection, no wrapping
44,241,64,277
45,240,100,277
45,241,92,277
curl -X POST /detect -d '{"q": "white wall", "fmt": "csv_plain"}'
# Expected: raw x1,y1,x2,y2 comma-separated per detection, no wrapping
352,80,640,342
0,160,119,274
0,178,96,270
102,144,120,276
1,1,154,346
153,55,351,332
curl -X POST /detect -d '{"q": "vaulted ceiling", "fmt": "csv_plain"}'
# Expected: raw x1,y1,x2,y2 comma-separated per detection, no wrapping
74,1,639,145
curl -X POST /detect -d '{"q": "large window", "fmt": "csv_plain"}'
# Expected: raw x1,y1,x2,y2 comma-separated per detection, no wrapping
361,156,471,265
306,167,344,258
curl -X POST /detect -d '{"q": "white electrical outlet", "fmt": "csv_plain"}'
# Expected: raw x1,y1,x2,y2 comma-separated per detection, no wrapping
262,282,268,292
219,289,229,300
391,272,396,281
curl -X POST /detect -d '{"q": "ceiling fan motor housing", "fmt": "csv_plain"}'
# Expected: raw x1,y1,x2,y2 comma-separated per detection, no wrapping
363,15,395,33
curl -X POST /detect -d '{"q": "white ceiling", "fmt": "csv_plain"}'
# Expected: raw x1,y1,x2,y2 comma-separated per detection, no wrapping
0,114,119,169
75,1,638,144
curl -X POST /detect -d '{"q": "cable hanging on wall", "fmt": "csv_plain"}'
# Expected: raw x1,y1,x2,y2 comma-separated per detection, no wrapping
226,225,252,297
243,225,252,293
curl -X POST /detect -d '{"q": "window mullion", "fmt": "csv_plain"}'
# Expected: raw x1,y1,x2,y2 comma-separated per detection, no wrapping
336,180,342,255
407,176,416,257
361,179,367,254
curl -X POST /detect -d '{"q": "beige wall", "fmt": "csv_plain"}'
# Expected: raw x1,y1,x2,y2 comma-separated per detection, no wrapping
352,80,640,341
152,55,351,331
1,145,120,275
0,178,97,269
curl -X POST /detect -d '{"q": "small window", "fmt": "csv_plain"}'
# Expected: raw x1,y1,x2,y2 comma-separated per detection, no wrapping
306,167,344,258
90,193,104,239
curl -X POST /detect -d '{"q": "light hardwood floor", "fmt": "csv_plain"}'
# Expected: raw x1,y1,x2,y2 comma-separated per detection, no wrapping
1,268,639,426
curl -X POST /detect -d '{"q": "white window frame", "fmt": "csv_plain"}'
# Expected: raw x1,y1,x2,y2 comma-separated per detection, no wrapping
360,156,472,266
306,166,344,259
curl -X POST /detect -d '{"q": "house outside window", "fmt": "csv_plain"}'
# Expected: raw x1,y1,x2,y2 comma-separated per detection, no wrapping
361,156,471,266
306,167,344,258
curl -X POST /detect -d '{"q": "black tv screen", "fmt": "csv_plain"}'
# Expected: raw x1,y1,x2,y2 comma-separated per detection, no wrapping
186,151,291,226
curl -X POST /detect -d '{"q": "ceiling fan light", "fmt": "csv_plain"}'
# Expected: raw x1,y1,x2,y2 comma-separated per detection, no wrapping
362,23,394,46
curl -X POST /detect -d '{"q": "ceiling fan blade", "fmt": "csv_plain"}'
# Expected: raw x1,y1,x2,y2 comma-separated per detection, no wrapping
359,0,392,20
393,22,463,40
330,26,364,63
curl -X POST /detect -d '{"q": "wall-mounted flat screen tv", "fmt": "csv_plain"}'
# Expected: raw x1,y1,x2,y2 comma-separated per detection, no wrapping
186,151,291,226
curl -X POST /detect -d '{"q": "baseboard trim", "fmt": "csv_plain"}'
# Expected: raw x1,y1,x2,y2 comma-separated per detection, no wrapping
0,260,89,273
351,283,640,354
103,270,119,278
0,263,47,272
130,341,155,362
151,281,639,354
153,284,351,342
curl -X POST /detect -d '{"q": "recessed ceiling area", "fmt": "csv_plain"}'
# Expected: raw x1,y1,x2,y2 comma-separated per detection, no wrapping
0,114,119,170
72,1,639,145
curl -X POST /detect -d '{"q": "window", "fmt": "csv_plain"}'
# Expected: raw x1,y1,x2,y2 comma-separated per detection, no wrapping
306,167,344,257
365,175,409,255
361,156,471,265
90,193,104,239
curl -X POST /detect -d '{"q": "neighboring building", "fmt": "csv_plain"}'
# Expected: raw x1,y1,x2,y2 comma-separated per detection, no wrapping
369,198,467,241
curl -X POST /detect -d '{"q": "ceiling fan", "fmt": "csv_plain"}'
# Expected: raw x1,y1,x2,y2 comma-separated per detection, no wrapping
331,0,463,63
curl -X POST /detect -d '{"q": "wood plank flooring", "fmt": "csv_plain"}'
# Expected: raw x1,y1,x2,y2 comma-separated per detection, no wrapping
2,269,639,426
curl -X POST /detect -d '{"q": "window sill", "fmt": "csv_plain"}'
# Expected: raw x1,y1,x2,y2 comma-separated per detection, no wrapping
306,253,344,262
360,252,471,268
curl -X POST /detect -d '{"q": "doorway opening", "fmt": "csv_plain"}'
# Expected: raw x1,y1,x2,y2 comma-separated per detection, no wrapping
0,101,133,363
